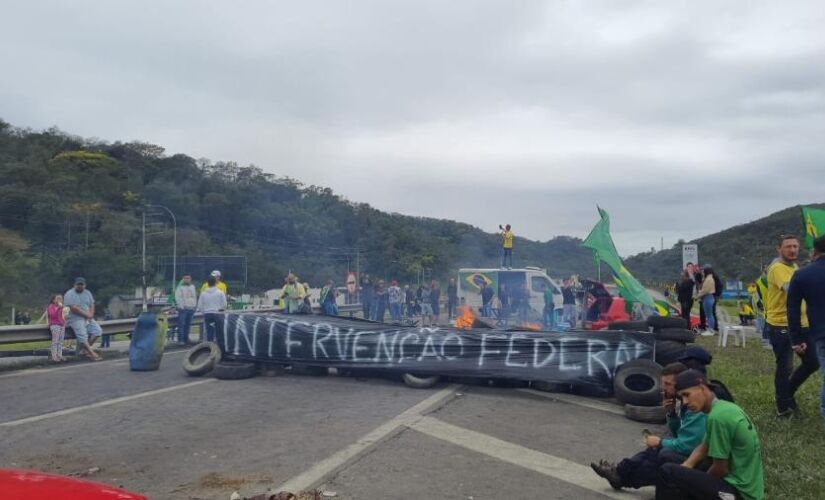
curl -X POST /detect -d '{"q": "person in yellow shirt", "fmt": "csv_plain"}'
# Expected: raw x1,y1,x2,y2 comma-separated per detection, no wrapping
201,270,228,295
280,273,306,314
499,224,514,268
737,301,755,325
765,234,819,417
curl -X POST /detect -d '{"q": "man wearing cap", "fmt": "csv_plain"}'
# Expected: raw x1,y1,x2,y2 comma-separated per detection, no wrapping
591,362,707,492
201,270,228,295
64,278,102,361
678,346,713,374
788,234,825,430
197,276,227,342
765,235,819,417
660,369,764,500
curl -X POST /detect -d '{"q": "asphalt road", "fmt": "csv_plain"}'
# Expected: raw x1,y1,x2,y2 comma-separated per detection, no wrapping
0,351,661,499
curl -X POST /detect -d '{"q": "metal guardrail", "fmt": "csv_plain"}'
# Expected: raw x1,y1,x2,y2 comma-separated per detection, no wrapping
0,304,363,346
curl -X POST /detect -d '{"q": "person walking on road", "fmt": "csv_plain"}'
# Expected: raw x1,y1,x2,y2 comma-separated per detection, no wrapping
787,233,825,428
447,278,458,320
64,277,102,361
500,224,514,268
696,266,717,335
659,369,764,500
198,276,227,342
677,270,695,324
46,294,66,362
359,273,373,320
174,273,198,345
765,235,819,417
592,363,707,492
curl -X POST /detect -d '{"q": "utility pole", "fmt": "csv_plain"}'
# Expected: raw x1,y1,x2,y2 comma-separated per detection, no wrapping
141,211,147,312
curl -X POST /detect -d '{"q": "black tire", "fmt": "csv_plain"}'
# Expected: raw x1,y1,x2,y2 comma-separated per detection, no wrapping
613,359,662,406
624,404,666,424
212,361,257,380
607,320,649,332
402,373,441,389
531,381,573,393
646,315,688,330
182,342,221,377
655,328,695,343
654,340,688,366
290,364,329,376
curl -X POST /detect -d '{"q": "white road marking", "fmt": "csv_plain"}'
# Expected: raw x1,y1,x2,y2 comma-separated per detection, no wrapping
517,388,626,416
0,379,215,427
275,384,461,493
0,349,187,379
410,416,645,499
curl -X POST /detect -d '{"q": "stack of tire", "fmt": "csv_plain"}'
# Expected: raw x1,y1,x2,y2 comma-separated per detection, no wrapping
609,315,695,423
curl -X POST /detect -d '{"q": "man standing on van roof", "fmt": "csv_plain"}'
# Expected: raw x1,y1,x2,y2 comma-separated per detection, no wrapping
500,224,514,269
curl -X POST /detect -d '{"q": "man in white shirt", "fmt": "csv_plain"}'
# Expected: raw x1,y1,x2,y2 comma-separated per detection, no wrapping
197,276,227,342
174,273,198,345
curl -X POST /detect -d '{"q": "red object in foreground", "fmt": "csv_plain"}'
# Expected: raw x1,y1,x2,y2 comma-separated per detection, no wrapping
0,469,147,500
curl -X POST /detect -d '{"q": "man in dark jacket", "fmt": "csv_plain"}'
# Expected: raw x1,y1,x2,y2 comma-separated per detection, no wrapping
788,234,825,429
677,270,695,324
480,282,494,317
447,278,458,320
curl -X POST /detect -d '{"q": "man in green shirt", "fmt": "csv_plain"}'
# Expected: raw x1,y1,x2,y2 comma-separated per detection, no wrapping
660,369,764,500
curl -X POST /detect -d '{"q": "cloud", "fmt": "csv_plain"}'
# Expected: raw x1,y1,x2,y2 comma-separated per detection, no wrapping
1,0,824,255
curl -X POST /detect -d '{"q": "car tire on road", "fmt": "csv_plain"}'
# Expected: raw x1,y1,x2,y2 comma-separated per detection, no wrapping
607,320,649,332
613,359,662,407
212,361,257,380
182,342,221,377
624,403,667,424
402,373,440,389
654,340,688,366
655,328,695,343
646,315,688,330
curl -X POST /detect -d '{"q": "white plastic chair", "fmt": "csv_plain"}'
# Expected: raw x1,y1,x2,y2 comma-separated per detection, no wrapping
719,325,746,348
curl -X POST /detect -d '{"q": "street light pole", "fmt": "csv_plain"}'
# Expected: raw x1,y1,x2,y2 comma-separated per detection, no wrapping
142,211,147,312
146,204,177,297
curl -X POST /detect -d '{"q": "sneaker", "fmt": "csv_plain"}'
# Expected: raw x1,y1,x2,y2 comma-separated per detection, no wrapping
590,461,622,490
776,408,794,418
699,330,715,337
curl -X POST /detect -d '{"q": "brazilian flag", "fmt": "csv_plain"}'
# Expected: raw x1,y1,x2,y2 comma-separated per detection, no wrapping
802,206,825,249
582,207,656,309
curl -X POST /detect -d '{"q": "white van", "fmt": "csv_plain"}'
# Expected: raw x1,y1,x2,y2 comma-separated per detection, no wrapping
455,267,563,320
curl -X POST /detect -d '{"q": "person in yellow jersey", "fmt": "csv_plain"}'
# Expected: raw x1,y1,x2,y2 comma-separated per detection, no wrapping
765,234,820,417
201,270,228,295
499,224,514,268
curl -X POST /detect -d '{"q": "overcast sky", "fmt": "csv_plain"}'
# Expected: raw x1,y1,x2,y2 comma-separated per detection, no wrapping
2,1,823,255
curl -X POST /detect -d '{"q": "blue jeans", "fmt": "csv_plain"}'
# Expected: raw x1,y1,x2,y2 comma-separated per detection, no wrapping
322,302,338,316
482,303,492,317
203,313,222,343
389,303,401,322
701,295,716,330
543,307,554,329
815,338,825,429
178,309,194,343
501,248,513,267
100,334,111,347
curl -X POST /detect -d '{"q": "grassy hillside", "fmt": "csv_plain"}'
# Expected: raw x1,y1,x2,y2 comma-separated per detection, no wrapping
0,119,595,316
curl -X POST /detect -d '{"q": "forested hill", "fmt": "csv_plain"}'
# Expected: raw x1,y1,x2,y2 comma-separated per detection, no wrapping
0,119,595,313
624,204,822,285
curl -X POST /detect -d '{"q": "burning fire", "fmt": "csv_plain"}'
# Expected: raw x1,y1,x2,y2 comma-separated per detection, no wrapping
455,305,475,330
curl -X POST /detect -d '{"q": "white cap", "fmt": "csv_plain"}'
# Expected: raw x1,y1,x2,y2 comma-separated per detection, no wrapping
211,270,221,277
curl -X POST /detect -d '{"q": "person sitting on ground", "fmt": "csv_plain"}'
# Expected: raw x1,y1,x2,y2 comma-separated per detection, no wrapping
678,346,735,403
738,300,755,326
64,277,102,361
591,362,707,492
659,369,764,500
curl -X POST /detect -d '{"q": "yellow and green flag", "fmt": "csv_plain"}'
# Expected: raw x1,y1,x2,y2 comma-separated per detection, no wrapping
802,206,825,249
582,207,656,308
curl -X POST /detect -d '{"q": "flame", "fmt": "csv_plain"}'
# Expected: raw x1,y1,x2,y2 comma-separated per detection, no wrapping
455,305,475,330
523,322,543,331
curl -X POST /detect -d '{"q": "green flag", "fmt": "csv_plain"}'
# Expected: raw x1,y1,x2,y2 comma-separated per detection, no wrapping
801,206,825,249
582,207,656,308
